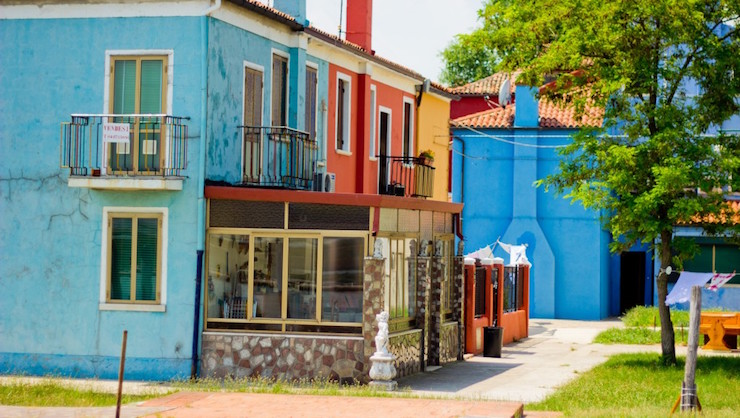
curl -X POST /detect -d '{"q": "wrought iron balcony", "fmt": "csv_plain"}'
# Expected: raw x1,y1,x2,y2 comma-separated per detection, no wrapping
378,155,435,199
60,114,189,177
240,126,318,190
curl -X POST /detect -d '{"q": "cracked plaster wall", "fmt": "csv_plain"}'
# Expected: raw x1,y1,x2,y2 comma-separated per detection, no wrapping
0,16,203,380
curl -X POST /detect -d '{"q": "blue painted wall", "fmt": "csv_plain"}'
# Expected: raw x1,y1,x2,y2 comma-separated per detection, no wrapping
0,16,203,380
452,86,615,320
205,19,328,184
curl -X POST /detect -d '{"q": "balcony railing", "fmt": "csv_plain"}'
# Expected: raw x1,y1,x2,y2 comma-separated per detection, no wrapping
378,155,435,198
240,126,318,190
60,114,188,177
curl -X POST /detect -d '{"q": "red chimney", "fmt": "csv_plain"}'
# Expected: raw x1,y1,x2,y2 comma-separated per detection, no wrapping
346,0,372,52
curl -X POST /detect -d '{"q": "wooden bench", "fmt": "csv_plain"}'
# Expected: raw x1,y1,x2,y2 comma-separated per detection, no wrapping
699,312,740,351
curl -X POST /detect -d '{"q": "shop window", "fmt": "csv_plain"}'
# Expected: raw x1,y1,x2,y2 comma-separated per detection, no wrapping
205,233,365,332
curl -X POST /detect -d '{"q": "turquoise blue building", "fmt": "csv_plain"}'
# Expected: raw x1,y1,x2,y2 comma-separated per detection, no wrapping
0,0,331,380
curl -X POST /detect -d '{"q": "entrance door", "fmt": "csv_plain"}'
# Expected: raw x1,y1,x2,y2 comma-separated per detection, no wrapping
377,109,391,193
620,251,646,314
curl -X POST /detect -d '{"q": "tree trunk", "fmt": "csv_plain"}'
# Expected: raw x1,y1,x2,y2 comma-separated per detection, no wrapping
658,230,677,365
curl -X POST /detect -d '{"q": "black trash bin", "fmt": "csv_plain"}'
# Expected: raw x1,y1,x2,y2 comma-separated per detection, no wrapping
483,326,503,358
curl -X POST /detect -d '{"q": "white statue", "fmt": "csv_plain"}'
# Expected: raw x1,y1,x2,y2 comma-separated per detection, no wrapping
373,239,384,259
374,311,390,355
369,310,397,390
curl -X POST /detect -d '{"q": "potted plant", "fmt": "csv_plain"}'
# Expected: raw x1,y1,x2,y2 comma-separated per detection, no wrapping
419,149,435,165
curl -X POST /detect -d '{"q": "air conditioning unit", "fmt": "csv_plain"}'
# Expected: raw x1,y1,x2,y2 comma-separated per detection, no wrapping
313,172,336,192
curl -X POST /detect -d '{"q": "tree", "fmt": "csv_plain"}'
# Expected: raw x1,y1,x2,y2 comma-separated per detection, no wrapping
439,29,498,87
479,0,740,365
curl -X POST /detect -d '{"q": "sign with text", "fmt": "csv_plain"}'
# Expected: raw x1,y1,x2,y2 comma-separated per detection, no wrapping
102,122,130,143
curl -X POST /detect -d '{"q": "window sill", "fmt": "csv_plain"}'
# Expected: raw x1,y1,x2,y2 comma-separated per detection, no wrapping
335,149,352,157
69,176,184,191
99,303,166,312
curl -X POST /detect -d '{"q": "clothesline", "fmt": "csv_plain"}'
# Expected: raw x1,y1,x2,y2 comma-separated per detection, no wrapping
665,271,736,305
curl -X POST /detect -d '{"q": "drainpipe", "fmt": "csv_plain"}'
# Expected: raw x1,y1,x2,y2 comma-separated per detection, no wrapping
191,0,221,380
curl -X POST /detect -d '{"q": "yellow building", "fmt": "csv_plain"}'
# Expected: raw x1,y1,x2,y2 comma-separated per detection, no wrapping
417,83,457,201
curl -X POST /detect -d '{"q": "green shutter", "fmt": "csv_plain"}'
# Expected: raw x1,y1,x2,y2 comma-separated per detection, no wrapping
140,60,163,114
110,218,133,300
113,60,136,114
135,217,159,301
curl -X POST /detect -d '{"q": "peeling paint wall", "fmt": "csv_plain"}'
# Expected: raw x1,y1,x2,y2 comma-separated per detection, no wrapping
0,16,203,380
205,19,328,184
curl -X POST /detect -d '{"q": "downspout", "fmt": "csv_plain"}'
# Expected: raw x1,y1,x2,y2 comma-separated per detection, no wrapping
192,0,221,380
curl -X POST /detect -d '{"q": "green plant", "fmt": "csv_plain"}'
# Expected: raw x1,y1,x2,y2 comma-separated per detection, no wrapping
418,149,435,161
0,379,160,407
528,353,740,417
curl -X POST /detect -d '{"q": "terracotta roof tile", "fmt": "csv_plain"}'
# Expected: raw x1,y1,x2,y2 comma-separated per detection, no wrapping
449,71,519,96
690,199,740,225
450,106,515,128
451,100,603,129
237,1,454,94
239,0,300,24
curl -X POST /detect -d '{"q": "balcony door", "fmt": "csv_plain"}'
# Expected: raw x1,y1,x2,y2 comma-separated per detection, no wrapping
108,56,167,175
243,66,263,182
377,108,391,193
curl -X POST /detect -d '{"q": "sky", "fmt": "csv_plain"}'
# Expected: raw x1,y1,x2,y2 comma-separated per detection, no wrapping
266,0,485,83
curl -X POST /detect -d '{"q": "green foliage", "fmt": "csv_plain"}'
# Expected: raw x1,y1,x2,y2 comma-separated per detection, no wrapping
594,326,692,345
528,353,740,417
475,0,740,364
439,29,499,87
0,380,157,407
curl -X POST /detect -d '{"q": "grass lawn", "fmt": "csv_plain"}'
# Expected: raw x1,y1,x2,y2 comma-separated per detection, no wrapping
594,306,703,345
527,353,740,417
0,379,161,407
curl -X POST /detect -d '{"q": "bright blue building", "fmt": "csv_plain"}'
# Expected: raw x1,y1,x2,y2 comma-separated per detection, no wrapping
450,78,740,320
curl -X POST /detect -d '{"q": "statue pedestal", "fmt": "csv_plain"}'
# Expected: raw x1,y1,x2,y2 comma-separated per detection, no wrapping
369,352,397,391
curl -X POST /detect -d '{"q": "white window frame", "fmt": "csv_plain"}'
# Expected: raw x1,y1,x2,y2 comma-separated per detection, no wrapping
335,71,352,155
99,206,168,312
102,49,174,174
402,96,415,160
270,49,290,128
369,84,377,161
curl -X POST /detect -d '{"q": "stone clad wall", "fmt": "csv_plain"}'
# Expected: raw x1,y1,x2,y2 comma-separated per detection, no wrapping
201,333,365,383
440,322,460,364
388,329,422,378
362,256,385,377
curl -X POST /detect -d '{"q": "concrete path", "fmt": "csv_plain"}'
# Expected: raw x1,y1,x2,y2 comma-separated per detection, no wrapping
4,318,726,417
399,318,651,402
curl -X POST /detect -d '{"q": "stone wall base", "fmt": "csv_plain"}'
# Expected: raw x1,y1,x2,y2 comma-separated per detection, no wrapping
201,333,366,384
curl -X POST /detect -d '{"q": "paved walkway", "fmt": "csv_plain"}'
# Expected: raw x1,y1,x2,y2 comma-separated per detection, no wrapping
3,318,726,418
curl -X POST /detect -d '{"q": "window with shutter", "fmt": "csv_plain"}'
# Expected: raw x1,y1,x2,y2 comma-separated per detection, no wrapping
305,65,318,141
272,54,288,127
107,213,162,304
